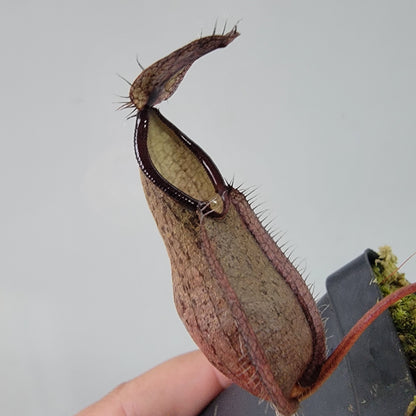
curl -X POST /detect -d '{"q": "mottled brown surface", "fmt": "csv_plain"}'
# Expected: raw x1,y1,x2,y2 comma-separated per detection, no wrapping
140,172,323,415
129,27,239,110
231,190,326,386
203,190,315,393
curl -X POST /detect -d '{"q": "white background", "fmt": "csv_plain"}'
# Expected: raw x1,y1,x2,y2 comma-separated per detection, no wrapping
1,1,415,415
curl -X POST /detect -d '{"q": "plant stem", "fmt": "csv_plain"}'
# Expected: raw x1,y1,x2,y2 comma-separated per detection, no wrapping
294,282,416,401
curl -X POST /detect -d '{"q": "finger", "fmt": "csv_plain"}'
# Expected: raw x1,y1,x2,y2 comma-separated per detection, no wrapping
75,350,232,416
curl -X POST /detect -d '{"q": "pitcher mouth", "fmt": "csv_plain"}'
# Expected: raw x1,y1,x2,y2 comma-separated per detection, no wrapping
134,106,230,217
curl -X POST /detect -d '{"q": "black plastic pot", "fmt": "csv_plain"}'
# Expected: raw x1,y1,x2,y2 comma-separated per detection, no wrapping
199,250,416,415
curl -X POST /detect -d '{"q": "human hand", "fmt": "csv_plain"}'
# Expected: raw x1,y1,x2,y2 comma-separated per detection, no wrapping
75,350,232,416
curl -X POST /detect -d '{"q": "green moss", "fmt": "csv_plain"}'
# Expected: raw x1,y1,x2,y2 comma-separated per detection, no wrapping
406,396,416,416
372,246,416,380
